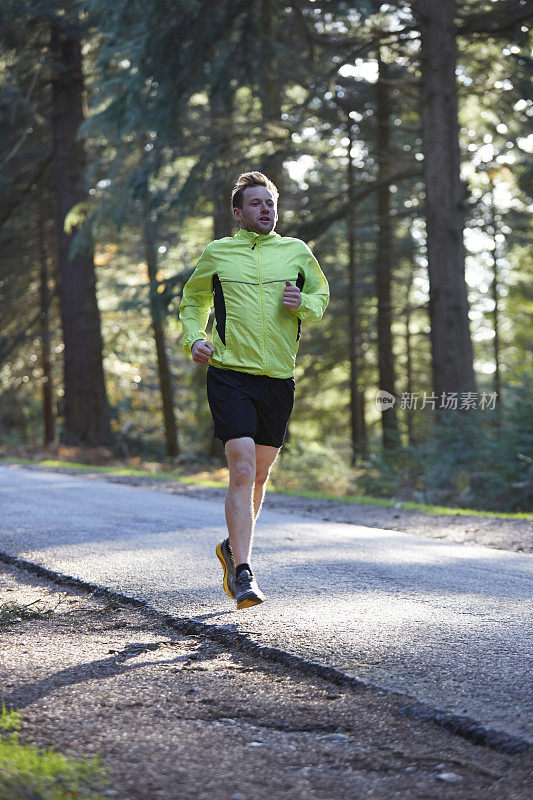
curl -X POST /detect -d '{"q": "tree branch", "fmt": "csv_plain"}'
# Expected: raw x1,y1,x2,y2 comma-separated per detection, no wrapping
287,167,423,241
458,0,532,36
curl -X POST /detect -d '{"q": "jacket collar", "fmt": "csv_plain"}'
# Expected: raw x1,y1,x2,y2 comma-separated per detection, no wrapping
235,228,279,244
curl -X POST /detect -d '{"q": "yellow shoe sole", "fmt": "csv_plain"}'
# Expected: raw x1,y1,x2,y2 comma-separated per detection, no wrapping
237,595,264,610
216,542,235,599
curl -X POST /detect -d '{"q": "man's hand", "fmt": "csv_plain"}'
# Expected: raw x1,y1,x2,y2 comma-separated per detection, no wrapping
283,280,301,310
191,339,215,364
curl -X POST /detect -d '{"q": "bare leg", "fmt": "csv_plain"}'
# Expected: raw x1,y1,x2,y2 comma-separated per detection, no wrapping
253,444,280,519
224,437,256,566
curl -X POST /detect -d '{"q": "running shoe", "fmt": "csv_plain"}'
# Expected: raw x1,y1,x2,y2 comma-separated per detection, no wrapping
235,568,265,610
216,538,237,599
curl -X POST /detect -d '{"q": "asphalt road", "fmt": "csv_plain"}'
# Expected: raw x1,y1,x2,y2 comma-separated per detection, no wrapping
1,464,532,744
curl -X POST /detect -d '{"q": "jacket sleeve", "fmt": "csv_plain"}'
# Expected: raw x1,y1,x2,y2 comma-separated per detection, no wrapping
294,241,329,323
178,244,215,354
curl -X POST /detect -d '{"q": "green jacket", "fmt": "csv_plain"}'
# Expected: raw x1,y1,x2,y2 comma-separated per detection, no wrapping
179,227,329,378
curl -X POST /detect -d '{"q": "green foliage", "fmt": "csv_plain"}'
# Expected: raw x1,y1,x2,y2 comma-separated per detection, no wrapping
0,0,531,510
273,439,354,495
0,707,106,800
357,399,533,512
0,707,21,735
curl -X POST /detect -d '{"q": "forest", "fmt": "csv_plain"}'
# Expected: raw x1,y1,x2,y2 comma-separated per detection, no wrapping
0,0,531,512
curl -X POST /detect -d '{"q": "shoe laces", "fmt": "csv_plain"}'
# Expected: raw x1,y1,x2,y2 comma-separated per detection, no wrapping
236,569,253,586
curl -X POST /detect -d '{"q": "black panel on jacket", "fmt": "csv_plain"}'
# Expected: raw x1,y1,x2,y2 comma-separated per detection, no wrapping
296,273,305,340
212,274,226,345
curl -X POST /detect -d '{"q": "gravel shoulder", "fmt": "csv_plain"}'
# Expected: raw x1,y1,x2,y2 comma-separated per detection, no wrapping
13,463,531,554
1,562,531,800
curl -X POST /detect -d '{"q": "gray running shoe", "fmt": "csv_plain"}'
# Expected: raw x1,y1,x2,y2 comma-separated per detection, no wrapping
235,568,265,610
216,538,237,599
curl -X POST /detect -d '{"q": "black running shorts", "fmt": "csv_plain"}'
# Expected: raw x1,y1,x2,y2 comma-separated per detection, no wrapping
206,366,295,448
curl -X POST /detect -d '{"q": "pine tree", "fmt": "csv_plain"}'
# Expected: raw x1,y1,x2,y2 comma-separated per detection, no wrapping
50,2,111,445
412,0,476,399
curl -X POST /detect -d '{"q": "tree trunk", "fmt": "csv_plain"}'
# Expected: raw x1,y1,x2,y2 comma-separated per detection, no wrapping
210,87,235,241
489,177,502,433
142,191,179,458
404,236,415,447
260,0,285,216
38,207,54,445
375,54,399,448
209,89,234,461
413,0,476,398
346,124,366,462
50,6,111,445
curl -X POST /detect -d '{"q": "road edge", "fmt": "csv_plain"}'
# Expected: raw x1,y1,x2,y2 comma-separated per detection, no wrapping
1,549,529,757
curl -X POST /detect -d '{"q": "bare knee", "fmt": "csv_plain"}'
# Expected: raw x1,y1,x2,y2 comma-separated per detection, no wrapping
254,445,279,489
255,466,271,487
231,458,255,487
226,439,256,488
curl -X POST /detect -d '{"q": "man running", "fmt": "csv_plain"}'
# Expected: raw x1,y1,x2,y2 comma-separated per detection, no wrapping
179,171,329,609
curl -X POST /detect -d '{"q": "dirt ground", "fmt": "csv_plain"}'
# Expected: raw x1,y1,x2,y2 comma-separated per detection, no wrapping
0,563,531,800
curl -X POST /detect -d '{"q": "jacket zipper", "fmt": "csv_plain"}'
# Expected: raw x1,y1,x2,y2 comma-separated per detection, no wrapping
255,241,268,372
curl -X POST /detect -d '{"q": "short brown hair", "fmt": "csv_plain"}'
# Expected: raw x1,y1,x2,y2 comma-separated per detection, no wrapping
231,171,279,209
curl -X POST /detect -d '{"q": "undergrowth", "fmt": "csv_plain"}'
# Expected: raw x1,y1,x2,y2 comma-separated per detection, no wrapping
0,600,48,627
0,706,106,800
0,594,68,627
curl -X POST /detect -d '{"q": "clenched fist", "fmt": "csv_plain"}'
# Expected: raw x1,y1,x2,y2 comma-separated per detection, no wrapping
191,339,215,364
283,280,301,310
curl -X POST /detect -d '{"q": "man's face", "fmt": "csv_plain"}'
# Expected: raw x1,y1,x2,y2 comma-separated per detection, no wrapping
233,185,277,234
